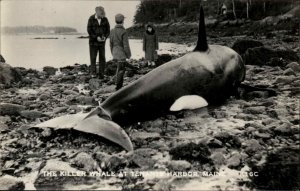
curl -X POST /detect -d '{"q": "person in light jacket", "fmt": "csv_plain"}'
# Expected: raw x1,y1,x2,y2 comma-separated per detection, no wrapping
110,14,132,90
143,24,159,67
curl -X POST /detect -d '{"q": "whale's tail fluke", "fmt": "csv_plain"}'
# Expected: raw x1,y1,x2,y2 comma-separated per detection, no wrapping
194,6,208,52
33,106,133,152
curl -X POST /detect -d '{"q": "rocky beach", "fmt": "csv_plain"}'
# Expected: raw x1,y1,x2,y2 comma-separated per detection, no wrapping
1,13,300,190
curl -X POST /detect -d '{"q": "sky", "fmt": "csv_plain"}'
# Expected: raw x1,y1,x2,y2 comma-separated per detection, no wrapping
0,0,140,33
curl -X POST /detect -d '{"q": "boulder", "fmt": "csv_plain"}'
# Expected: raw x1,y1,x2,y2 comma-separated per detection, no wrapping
156,54,173,66
0,103,25,116
20,110,44,119
0,63,22,86
71,152,99,171
244,139,263,155
283,68,296,76
210,152,226,166
43,66,57,76
243,47,299,66
231,39,263,55
0,54,5,62
0,175,25,190
214,132,241,148
250,147,300,190
34,159,95,190
227,153,242,169
169,142,211,163
286,62,300,72
128,148,157,169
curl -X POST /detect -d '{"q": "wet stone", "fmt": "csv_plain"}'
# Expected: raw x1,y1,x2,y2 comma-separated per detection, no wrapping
227,153,242,169
210,152,226,166
244,106,266,115
286,62,300,72
167,160,191,171
214,132,241,149
34,159,95,190
274,123,293,135
169,142,211,163
0,175,25,190
244,139,263,155
20,110,44,119
128,148,157,169
0,103,26,116
283,68,296,76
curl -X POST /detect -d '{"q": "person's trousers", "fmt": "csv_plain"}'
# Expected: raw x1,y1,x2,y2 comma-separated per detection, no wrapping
89,44,106,78
115,61,126,90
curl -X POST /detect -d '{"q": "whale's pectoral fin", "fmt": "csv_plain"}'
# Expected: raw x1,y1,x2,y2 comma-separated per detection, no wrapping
75,115,133,151
84,106,112,120
170,95,208,112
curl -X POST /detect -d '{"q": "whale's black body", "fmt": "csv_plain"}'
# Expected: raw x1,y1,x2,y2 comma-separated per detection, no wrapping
101,45,244,125
35,7,246,151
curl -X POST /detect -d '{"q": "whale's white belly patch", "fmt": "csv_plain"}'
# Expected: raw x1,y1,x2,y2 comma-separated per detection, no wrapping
170,95,208,111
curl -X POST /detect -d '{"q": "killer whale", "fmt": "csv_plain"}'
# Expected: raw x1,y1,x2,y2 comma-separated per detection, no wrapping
35,6,245,151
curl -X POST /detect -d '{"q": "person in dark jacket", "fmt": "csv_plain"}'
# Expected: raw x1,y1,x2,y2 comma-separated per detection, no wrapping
143,24,159,67
110,14,134,90
87,6,110,79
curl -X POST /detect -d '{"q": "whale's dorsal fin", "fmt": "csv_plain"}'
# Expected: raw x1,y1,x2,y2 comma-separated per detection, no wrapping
194,6,208,52
170,95,208,111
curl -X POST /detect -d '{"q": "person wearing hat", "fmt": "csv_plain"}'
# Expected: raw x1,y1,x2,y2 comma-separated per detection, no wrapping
143,24,159,67
87,6,110,79
110,14,133,90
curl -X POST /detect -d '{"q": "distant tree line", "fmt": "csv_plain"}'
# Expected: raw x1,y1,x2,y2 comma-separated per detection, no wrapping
134,0,299,23
1,26,77,34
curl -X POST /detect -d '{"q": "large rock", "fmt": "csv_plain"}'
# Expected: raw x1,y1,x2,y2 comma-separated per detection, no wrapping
243,47,299,66
286,62,300,72
156,54,173,66
20,110,44,119
0,103,26,116
214,132,241,148
250,147,300,190
244,139,263,155
210,152,226,166
0,54,5,62
0,175,25,190
0,63,22,86
232,39,263,55
71,152,99,171
34,159,95,190
227,152,242,169
169,142,211,163
43,66,57,76
128,148,157,169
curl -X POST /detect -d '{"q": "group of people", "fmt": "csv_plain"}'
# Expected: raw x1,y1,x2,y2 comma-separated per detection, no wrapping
88,6,159,90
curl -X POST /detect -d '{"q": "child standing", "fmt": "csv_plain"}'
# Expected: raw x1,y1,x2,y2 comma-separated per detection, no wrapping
143,24,159,67
110,14,132,90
